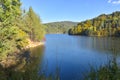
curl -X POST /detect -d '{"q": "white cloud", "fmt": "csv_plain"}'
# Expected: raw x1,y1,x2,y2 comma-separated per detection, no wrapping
112,0,120,4
108,0,112,3
108,0,120,4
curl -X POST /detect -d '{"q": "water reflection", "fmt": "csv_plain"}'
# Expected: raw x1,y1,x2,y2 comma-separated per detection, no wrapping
40,34,120,80
0,46,45,80
1,34,120,80
76,36,120,54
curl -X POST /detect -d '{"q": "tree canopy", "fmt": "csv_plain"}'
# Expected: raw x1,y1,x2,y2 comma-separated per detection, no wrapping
69,11,120,37
44,21,78,34
0,0,45,62
22,7,45,41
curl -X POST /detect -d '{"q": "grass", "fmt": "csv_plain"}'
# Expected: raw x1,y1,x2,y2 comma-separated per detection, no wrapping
85,58,120,80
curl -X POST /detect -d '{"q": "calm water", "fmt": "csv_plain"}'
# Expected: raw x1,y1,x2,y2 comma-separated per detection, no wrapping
39,34,120,80
1,34,120,80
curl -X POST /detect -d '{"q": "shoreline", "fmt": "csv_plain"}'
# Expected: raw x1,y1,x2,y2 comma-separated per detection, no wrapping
0,39,45,68
25,42,45,49
25,39,45,49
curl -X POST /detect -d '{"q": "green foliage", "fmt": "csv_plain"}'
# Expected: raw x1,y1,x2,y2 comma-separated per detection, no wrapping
0,0,27,60
85,58,120,80
0,0,21,25
44,21,78,34
69,11,120,37
0,26,28,60
0,0,45,62
23,7,45,41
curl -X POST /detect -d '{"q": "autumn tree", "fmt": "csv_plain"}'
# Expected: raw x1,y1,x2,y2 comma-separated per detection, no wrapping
68,11,120,36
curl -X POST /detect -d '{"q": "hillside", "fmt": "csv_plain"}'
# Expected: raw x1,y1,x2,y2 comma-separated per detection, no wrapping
69,11,120,37
44,21,78,34
0,1,45,67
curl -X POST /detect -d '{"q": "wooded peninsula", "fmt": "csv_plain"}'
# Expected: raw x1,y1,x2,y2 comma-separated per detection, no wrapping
69,11,120,37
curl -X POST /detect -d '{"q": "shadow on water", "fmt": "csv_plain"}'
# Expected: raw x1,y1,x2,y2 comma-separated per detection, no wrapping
1,35,120,80
0,46,57,80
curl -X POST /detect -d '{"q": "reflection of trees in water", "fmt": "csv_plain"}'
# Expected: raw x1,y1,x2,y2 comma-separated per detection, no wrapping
0,46,53,80
85,52,120,80
0,45,60,80
77,36,120,54
38,46,61,80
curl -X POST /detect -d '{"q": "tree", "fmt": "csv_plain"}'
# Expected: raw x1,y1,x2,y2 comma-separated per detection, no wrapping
0,0,28,61
23,7,45,41
68,11,120,36
0,0,21,26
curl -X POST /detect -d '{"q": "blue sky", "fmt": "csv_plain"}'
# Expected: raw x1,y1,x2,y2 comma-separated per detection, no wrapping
21,0,120,23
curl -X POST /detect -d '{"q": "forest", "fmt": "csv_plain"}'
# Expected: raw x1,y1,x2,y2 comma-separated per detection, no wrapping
0,0,45,66
44,21,78,34
68,11,120,37
1,0,120,80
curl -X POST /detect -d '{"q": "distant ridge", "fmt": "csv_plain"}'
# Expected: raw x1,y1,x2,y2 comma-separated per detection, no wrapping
44,21,79,34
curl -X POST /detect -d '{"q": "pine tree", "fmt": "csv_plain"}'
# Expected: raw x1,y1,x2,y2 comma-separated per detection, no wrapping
23,7,45,41
0,0,28,60
0,0,21,26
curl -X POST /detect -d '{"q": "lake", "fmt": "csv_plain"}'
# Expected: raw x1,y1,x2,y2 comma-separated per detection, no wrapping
1,34,120,80
38,34,120,80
